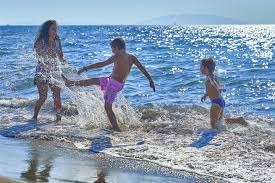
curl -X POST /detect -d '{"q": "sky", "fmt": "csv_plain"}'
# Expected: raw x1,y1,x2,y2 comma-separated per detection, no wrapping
0,0,274,25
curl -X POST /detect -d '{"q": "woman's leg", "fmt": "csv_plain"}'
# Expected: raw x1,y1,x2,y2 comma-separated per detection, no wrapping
49,84,62,121
62,75,100,87
210,104,222,129
33,83,48,120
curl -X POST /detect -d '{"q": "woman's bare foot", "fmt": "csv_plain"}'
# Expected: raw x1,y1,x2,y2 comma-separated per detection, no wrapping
236,117,248,126
113,127,121,132
55,114,62,122
31,116,38,122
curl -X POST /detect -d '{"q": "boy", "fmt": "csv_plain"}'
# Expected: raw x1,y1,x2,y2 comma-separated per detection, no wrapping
200,57,247,131
62,38,155,131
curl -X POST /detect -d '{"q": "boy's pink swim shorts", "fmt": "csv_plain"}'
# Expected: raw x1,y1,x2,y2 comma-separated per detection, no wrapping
99,76,124,104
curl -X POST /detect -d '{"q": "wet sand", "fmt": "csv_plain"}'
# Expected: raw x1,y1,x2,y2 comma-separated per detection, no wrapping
0,176,20,183
0,136,224,183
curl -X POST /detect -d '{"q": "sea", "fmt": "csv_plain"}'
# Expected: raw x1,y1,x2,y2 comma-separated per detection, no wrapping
0,25,274,183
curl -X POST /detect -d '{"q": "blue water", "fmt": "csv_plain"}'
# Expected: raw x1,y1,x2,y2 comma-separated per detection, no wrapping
0,25,274,117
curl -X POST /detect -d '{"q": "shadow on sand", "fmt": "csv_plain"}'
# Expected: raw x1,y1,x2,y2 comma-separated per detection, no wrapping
0,120,52,138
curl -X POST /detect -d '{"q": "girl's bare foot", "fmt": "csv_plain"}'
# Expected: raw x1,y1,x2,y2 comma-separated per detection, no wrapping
226,117,248,126
236,117,248,126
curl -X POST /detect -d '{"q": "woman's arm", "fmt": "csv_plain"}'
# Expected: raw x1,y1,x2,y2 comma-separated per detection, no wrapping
34,40,48,66
57,39,67,64
34,40,44,57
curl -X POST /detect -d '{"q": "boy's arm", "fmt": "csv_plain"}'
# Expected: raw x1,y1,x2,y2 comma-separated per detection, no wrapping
78,55,116,74
133,56,155,92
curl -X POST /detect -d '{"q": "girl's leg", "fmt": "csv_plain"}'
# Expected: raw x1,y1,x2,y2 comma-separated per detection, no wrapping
218,107,248,126
225,117,248,126
210,104,222,129
33,83,48,120
217,108,228,131
219,109,224,121
62,75,100,87
49,84,62,121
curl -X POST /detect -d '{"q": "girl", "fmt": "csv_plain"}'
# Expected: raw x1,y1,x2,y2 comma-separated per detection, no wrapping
33,20,67,122
200,57,247,130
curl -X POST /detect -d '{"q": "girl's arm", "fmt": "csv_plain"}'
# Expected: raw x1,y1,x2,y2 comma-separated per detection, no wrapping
214,76,226,93
201,81,209,102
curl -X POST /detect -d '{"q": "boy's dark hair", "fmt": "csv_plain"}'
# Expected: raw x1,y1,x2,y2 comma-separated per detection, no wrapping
201,57,216,73
110,37,126,50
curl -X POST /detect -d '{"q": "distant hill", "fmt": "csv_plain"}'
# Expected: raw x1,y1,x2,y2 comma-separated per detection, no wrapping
140,14,246,25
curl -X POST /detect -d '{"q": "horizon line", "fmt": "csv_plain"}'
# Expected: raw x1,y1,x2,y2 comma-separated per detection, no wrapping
0,23,275,26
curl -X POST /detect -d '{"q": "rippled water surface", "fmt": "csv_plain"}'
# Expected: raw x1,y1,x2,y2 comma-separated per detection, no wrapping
0,25,274,116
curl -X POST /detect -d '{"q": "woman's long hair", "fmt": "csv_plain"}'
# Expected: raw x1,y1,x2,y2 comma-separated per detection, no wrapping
34,20,57,49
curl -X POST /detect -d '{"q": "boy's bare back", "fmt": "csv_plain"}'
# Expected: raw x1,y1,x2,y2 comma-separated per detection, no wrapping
111,52,135,83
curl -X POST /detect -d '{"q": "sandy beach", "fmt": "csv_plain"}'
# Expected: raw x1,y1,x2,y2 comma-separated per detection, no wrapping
0,176,21,183
0,135,224,183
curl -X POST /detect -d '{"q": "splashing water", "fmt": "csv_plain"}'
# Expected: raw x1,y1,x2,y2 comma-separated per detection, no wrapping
60,65,142,130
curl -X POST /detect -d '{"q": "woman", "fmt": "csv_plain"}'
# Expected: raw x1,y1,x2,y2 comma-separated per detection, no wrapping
33,20,67,122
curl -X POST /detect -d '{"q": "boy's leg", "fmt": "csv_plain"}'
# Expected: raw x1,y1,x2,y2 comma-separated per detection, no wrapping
49,84,62,121
62,75,100,87
33,83,48,120
104,102,121,132
210,104,222,129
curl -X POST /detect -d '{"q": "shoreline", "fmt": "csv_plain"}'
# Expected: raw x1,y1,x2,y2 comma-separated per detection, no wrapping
68,146,229,182
0,135,225,183
102,151,229,182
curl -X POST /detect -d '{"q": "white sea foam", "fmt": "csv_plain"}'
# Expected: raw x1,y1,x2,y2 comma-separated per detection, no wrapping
0,96,274,182
59,70,142,130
